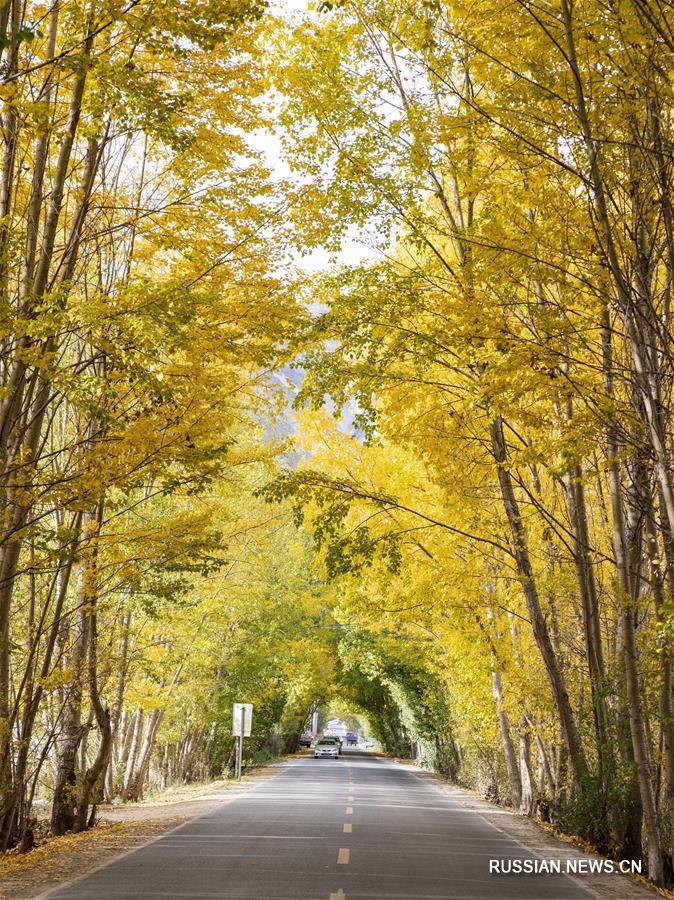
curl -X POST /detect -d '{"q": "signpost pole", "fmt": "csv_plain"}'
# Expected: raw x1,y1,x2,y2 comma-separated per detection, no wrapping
232,703,252,782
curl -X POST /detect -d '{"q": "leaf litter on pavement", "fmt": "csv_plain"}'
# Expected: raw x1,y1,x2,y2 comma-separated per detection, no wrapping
0,818,184,900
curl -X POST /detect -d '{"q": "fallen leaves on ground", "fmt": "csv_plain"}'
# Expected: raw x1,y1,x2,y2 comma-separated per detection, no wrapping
0,818,184,899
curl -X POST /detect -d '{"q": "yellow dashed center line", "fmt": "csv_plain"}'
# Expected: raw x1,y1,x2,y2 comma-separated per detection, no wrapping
345,805,353,814
329,891,346,900
338,847,350,864
343,823,352,833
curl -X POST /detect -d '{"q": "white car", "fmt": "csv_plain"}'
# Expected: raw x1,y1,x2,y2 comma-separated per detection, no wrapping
324,732,343,752
314,738,340,759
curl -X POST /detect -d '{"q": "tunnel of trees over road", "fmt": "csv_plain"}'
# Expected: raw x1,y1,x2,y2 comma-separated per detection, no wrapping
1,0,674,889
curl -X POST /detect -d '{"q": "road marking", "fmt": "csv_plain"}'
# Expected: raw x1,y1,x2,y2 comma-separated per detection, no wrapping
329,891,346,899
347,795,355,802
343,823,352,833
337,848,350,864
345,806,353,814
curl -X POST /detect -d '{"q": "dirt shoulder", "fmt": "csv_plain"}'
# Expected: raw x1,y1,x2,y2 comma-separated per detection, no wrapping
398,761,664,900
0,759,292,900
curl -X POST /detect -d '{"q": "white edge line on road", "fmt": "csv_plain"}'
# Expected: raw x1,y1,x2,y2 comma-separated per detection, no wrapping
404,767,601,900
33,817,191,900
32,760,296,900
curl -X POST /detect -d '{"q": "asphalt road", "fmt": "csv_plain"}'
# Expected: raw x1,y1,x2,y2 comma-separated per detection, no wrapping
46,750,594,900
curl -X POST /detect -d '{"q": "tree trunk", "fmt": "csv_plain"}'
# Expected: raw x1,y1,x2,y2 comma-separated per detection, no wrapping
491,667,521,808
74,559,112,831
563,460,611,788
620,450,663,883
122,709,144,801
50,589,89,835
127,710,163,802
650,489,674,869
518,717,535,816
489,416,588,788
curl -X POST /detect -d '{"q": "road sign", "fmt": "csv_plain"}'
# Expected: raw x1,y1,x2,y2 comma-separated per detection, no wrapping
232,703,253,737
232,703,253,781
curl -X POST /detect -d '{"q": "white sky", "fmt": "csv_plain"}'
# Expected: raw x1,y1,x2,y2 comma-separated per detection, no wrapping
255,0,378,274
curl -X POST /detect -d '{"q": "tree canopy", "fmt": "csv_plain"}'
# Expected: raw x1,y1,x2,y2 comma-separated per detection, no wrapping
1,0,674,889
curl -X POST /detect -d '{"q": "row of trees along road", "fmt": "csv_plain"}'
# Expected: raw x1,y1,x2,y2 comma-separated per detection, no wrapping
0,0,324,852
261,0,674,888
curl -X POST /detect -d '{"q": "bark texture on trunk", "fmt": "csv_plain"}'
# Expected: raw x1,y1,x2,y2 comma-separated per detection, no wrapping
491,667,521,808
490,416,588,788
